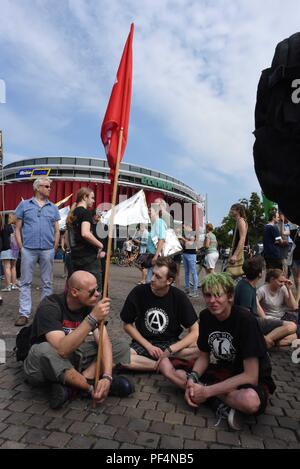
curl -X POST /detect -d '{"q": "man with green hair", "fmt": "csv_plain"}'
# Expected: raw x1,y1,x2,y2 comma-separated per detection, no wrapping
185,272,276,431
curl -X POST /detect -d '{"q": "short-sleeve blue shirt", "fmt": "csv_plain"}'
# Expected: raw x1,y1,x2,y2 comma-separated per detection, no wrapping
15,198,60,250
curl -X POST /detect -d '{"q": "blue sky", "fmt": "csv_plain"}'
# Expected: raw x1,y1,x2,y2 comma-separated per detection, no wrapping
1,0,300,225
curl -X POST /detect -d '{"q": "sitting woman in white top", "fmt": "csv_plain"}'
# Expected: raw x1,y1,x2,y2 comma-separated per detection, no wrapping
257,269,298,346
204,223,219,274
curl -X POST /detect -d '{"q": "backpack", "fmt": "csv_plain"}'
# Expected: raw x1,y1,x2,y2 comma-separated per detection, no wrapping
253,32,300,224
15,325,33,361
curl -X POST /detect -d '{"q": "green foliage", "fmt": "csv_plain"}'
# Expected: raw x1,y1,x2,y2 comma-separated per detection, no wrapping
214,192,265,248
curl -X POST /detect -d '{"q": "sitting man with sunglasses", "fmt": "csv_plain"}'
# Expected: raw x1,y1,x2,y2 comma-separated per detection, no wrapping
23,270,133,409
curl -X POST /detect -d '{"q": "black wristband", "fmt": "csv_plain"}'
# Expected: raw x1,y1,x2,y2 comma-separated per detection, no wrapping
188,371,200,383
102,373,113,383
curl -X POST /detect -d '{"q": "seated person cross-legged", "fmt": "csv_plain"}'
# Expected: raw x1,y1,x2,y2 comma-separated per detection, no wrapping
23,271,133,409
234,258,297,349
257,269,298,347
185,273,276,431
120,257,200,389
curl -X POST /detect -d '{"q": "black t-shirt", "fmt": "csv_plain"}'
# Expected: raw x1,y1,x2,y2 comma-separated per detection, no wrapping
30,293,91,345
70,207,97,259
120,284,197,342
198,305,275,392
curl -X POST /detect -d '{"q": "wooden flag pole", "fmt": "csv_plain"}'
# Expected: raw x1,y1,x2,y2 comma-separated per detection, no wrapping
93,127,124,407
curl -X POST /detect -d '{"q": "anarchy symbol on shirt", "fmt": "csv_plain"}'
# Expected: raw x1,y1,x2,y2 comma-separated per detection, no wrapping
145,308,169,335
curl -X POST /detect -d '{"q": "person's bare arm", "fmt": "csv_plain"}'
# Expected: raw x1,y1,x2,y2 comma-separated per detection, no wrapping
232,218,247,259
15,219,23,250
54,221,60,251
256,298,266,318
81,221,103,252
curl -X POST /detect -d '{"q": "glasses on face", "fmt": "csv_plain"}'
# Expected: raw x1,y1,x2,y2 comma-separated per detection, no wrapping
74,287,99,298
39,185,51,189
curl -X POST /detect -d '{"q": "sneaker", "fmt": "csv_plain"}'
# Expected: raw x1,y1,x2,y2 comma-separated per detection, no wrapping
184,288,190,294
49,383,69,409
188,292,199,298
215,402,244,431
1,285,12,292
11,284,19,290
14,316,29,327
109,376,135,397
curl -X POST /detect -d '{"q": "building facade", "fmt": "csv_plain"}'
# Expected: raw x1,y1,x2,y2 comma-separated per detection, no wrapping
0,156,204,229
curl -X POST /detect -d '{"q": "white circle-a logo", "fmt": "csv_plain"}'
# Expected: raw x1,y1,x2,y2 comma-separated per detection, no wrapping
145,308,169,335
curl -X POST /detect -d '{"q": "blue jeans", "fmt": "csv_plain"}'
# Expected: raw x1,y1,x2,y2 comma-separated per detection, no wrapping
183,253,198,292
19,247,55,317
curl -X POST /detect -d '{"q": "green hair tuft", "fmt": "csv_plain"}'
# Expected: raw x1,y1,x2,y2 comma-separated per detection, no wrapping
200,272,235,297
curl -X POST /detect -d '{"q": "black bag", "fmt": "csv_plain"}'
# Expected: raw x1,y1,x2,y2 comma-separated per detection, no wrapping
253,32,300,224
15,325,33,361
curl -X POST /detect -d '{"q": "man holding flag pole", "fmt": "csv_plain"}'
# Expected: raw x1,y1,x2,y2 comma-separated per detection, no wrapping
94,23,135,404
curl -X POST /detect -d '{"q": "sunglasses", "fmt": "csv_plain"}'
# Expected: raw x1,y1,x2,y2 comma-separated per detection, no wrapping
74,287,99,298
39,185,51,189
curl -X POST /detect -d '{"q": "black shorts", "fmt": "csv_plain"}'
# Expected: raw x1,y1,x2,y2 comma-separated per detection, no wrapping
258,317,284,335
131,339,177,359
200,366,271,416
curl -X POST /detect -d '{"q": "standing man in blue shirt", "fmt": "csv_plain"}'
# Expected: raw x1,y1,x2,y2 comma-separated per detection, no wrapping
263,209,288,271
15,177,60,326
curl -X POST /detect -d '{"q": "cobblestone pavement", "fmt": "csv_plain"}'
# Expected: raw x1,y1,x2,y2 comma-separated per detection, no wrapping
0,263,299,449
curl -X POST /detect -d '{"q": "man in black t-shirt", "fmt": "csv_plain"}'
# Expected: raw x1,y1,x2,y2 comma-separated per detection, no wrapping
185,272,276,431
120,257,199,389
23,271,132,409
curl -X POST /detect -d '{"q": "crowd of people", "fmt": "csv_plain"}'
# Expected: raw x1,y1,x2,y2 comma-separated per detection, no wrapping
1,178,299,433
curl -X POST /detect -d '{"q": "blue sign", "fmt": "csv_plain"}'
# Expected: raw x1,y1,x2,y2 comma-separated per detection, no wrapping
17,168,51,178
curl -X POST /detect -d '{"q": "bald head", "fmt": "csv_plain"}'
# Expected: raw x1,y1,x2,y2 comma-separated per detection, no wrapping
68,271,96,290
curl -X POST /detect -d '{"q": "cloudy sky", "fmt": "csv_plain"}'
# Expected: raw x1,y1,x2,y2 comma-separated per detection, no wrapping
1,0,300,225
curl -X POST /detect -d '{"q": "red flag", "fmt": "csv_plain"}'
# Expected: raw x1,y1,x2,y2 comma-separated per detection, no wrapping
101,24,134,185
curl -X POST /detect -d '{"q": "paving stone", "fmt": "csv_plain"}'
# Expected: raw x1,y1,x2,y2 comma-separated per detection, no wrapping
171,425,196,440
276,416,300,430
103,405,126,416
106,415,130,428
121,398,140,408
149,393,170,403
256,414,278,426
114,428,138,444
284,409,300,419
210,444,232,449
7,401,31,413
264,438,288,449
144,410,165,422
0,400,10,410
127,418,150,432
46,418,72,433
160,435,184,449
85,413,108,425
0,423,9,434
195,428,217,442
217,431,241,447
25,403,48,414
1,440,27,449
0,390,18,399
25,415,53,429
67,421,94,435
135,432,160,449
149,422,173,435
3,412,31,426
0,410,12,422
240,434,264,449
0,425,27,441
185,414,206,427
265,406,285,417
164,412,185,425
156,402,176,413
251,424,274,439
67,436,97,449
93,439,120,449
184,440,208,449
124,407,145,419
22,429,51,445
133,391,151,400
137,400,157,410
43,432,72,448
120,443,145,449
89,424,116,439
273,427,298,442
64,409,87,421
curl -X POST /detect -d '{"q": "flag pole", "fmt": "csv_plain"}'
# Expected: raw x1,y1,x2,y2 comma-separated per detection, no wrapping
93,127,124,407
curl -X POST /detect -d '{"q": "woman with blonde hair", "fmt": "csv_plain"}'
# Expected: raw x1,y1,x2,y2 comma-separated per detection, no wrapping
1,213,19,291
204,223,219,273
